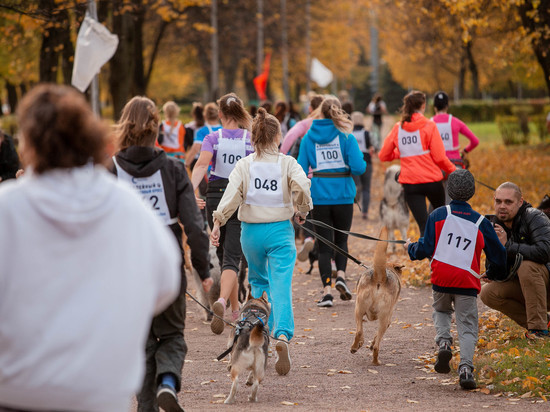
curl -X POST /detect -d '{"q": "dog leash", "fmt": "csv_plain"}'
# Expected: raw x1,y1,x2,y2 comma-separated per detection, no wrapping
185,290,287,348
307,219,406,244
301,223,370,270
474,179,496,192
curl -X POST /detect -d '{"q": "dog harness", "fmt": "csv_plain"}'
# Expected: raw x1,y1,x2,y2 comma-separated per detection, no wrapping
216,305,270,361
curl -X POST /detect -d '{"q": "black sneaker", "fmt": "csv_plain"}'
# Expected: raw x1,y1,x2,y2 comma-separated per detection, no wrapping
157,384,185,412
459,365,477,390
317,294,334,307
434,341,452,373
335,277,352,301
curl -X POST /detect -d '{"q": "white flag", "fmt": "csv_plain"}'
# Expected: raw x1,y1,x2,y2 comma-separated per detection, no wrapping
310,58,333,88
71,15,119,93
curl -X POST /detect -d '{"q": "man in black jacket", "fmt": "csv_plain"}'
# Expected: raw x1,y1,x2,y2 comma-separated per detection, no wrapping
481,182,550,339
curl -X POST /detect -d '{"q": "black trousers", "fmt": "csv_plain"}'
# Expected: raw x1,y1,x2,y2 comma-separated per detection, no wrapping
402,181,445,236
312,204,354,287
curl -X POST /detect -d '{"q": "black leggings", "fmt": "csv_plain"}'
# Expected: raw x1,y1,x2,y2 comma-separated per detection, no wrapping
312,204,354,287
403,181,445,236
206,180,243,273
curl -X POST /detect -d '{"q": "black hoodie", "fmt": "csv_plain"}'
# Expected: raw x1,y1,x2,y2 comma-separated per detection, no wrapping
110,146,210,283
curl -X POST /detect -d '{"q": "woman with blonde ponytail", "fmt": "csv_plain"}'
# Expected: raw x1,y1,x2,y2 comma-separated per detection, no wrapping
297,96,366,308
191,93,254,336
211,107,312,376
379,90,456,236
158,101,186,162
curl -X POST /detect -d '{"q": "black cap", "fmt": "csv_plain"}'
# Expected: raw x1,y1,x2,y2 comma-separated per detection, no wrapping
433,91,449,111
447,169,475,201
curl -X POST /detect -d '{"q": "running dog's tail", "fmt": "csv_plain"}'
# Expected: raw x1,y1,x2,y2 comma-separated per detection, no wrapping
250,323,266,348
373,226,389,285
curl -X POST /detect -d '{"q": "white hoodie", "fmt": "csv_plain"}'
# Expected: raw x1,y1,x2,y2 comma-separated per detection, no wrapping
0,165,181,411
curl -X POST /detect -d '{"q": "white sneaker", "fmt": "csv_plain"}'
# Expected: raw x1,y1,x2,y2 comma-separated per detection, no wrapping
297,238,314,262
275,338,291,375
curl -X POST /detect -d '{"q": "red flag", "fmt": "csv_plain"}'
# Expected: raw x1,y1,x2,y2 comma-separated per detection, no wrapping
253,53,271,100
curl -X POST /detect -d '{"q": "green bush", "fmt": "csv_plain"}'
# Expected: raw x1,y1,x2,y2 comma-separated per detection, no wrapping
531,113,549,142
442,99,550,123
496,115,529,145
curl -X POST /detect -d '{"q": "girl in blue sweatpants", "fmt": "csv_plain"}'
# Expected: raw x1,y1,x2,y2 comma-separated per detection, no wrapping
211,107,312,376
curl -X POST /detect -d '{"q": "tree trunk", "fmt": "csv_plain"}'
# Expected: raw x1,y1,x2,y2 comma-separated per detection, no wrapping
131,0,146,96
5,80,18,113
109,1,135,120
39,0,59,83
464,40,480,99
458,48,466,99
144,20,169,91
517,2,550,97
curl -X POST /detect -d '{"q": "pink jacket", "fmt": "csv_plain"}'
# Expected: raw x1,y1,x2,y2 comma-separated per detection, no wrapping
280,117,314,155
432,113,479,160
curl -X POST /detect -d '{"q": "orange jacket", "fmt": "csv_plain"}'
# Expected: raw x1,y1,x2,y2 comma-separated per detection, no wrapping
378,113,455,184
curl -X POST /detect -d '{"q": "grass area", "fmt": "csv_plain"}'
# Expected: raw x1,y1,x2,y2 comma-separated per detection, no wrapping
475,311,550,401
468,122,501,146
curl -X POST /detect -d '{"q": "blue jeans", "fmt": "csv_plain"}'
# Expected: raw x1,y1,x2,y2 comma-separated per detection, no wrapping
241,220,296,340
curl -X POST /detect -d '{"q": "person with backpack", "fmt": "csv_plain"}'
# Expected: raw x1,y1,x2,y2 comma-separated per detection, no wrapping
112,96,212,412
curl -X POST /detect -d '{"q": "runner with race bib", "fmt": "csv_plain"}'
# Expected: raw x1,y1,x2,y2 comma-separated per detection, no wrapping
191,93,254,335
297,96,366,308
210,107,312,376
379,90,456,236
111,96,212,412
405,169,507,391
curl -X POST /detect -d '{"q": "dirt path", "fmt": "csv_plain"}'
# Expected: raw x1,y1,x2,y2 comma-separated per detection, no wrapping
133,156,546,411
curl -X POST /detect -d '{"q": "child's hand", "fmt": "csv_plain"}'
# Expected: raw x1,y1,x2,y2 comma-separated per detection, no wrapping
210,222,221,247
195,196,206,209
202,277,213,292
294,211,307,225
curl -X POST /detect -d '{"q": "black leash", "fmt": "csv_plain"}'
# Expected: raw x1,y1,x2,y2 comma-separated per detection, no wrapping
475,179,496,192
185,291,235,328
301,223,369,270
307,219,406,244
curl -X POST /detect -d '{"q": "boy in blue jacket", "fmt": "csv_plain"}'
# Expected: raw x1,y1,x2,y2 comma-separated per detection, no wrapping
405,169,507,390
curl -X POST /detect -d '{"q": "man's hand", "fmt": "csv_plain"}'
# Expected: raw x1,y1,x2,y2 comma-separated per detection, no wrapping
202,277,213,292
480,274,492,284
493,223,507,246
294,211,307,225
403,238,412,250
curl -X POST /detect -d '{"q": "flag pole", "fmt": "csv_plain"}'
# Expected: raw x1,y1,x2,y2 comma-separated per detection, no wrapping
87,0,100,116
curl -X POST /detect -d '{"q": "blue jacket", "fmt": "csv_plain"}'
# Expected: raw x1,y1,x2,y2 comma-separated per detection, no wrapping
408,200,507,296
297,119,366,205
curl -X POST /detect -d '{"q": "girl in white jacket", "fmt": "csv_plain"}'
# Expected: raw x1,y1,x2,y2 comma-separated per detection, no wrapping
211,108,312,376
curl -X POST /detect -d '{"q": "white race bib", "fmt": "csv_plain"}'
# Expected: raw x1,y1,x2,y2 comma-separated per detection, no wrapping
434,115,458,151
212,129,247,179
113,157,177,225
245,155,286,208
161,120,181,149
314,136,346,171
432,205,484,278
397,127,428,158
352,129,367,153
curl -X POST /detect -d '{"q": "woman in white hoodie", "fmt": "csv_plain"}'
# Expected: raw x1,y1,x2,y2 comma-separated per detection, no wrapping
0,84,181,412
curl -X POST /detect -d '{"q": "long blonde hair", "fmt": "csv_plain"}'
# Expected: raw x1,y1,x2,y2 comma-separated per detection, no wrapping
316,96,353,134
251,107,281,158
115,96,159,151
162,101,180,135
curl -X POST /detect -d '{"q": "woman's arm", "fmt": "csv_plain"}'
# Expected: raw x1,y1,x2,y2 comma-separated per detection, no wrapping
378,124,398,161
190,150,213,191
185,142,202,165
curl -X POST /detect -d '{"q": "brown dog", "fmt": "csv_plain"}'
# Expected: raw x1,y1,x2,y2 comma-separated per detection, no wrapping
225,291,271,404
350,226,402,365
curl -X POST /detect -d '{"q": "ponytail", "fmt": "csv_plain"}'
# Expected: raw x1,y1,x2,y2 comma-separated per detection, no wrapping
217,93,252,130
162,101,180,135
400,91,426,124
320,96,353,134
251,107,281,158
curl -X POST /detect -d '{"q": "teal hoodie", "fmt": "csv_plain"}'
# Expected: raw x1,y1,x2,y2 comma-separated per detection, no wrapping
298,118,366,205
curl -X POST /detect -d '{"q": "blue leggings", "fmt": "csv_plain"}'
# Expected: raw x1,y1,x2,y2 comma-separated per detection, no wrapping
240,220,296,341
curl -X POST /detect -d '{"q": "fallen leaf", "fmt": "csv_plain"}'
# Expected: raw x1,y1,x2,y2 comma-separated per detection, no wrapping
300,365,311,368
341,385,351,389
367,369,378,374
338,370,353,374
520,391,532,399
306,385,317,388
480,388,490,395
213,394,226,398
385,363,397,366
281,401,297,406
407,399,419,403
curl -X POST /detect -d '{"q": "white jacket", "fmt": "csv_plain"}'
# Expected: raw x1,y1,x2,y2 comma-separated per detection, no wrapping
213,152,312,225
0,165,181,411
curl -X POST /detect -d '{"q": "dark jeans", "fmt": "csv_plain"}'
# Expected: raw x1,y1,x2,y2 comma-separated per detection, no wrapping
402,181,445,236
312,204,354,287
353,160,373,214
206,180,243,273
137,268,187,412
